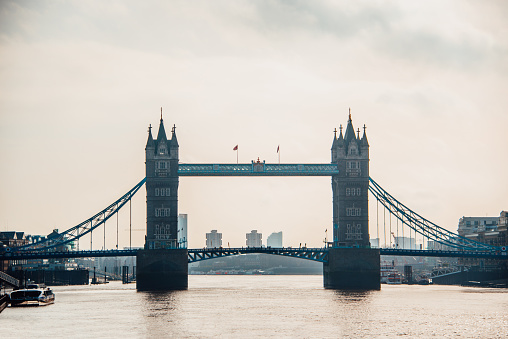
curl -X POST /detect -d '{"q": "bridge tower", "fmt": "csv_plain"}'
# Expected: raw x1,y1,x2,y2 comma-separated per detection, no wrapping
325,112,379,289
137,111,188,291
144,113,179,249
331,112,370,247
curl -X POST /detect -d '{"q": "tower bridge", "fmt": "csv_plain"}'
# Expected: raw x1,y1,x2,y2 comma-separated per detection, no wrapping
2,111,506,291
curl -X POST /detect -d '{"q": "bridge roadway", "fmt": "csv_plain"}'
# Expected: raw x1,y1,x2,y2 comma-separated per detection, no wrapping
1,247,507,261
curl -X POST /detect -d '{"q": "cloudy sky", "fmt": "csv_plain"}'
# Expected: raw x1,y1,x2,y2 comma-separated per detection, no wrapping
1,1,507,249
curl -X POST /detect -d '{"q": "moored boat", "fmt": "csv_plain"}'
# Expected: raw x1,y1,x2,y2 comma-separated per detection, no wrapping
386,272,403,284
9,284,55,307
381,261,401,284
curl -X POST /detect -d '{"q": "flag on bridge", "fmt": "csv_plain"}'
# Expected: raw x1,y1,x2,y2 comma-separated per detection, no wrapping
233,145,238,164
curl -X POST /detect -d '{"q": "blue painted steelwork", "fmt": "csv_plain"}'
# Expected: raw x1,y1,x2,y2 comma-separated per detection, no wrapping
178,163,339,176
8,178,146,252
5,174,504,260
380,248,508,259
0,249,139,260
368,178,501,252
187,247,329,263
1,247,506,261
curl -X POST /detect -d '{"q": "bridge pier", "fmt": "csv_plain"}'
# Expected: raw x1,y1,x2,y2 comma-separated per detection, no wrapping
136,249,188,291
323,248,380,290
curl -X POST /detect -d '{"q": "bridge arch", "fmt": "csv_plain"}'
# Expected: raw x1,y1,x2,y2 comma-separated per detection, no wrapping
188,247,329,263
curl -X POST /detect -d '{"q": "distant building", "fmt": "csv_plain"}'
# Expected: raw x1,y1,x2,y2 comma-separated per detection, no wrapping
0,231,49,272
1,232,29,272
206,230,222,248
246,230,262,247
456,211,508,269
178,214,188,249
393,236,418,250
0,232,29,248
458,211,507,247
266,232,283,247
426,240,443,251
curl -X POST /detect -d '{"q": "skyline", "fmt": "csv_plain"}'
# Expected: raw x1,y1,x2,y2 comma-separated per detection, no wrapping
1,1,507,249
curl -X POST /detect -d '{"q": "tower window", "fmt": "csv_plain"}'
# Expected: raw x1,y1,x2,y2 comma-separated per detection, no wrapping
155,208,171,217
346,161,361,176
155,188,159,196
346,188,350,196
346,208,361,216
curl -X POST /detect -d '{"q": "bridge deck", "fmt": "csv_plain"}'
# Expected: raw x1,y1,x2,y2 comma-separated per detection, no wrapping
188,247,329,263
2,247,507,261
178,163,339,176
379,248,508,259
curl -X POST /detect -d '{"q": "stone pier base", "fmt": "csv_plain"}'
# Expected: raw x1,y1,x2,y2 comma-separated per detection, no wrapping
323,248,380,290
136,249,188,291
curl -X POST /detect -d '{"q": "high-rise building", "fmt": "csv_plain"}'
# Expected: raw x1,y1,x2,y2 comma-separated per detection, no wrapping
330,112,370,247
266,231,283,248
145,112,179,249
178,214,188,249
246,230,262,247
206,230,222,248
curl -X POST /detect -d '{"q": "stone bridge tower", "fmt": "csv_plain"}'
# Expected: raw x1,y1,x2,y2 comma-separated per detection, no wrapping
331,112,370,247
138,111,187,291
144,111,180,249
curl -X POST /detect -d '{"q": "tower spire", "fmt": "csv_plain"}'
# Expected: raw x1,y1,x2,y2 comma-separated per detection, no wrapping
161,107,163,121
145,124,155,149
361,124,369,146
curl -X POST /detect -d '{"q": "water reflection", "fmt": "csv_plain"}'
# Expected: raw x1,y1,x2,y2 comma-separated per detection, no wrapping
139,290,186,336
333,289,374,303
141,290,179,313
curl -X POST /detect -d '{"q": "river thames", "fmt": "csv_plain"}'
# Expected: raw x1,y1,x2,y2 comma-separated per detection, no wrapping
1,275,507,338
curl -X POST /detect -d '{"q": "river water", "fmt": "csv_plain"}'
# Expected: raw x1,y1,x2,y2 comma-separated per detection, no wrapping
1,276,507,338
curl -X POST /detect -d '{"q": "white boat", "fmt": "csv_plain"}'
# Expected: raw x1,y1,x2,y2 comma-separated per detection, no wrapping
386,272,403,284
381,261,401,284
9,284,55,307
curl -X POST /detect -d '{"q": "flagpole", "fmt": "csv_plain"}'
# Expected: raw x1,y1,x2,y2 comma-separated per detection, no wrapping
233,145,239,164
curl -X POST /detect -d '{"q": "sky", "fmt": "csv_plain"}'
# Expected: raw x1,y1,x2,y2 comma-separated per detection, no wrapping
0,0,507,249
